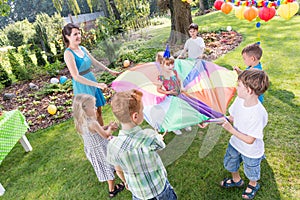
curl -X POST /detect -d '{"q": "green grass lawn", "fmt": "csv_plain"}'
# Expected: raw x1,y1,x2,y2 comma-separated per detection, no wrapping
1,11,299,199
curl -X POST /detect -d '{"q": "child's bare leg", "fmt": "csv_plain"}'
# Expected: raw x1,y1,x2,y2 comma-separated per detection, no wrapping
108,180,115,192
221,171,242,185
231,171,242,182
244,180,257,193
96,106,104,126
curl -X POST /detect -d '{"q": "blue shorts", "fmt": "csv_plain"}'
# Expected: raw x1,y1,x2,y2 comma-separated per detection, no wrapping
132,180,177,200
224,143,265,181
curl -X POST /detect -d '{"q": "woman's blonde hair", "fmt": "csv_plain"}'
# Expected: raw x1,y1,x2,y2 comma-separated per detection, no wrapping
111,89,143,123
72,94,96,134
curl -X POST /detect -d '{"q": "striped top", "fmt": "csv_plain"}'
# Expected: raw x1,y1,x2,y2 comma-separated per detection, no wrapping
107,126,167,199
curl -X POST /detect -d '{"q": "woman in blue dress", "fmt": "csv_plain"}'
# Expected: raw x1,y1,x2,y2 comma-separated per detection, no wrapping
62,23,119,126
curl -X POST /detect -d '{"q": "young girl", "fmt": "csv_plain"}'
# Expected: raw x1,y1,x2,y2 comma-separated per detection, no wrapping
72,94,124,198
157,56,192,135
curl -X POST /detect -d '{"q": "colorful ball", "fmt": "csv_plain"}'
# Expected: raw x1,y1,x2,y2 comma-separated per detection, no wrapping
47,105,57,115
50,77,59,84
60,76,68,84
123,60,130,68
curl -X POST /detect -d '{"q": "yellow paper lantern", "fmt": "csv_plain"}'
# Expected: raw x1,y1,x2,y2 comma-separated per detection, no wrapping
244,6,258,22
221,3,233,14
235,6,246,20
277,2,299,20
47,105,57,115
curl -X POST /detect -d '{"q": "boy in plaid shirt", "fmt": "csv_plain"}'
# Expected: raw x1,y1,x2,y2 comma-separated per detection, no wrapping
107,89,177,200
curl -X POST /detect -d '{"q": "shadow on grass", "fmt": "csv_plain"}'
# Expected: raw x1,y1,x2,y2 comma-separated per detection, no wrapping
268,84,298,108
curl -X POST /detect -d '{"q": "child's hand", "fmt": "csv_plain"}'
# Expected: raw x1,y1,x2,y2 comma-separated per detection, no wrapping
198,123,208,128
168,90,179,96
109,121,119,131
221,118,234,132
233,66,242,74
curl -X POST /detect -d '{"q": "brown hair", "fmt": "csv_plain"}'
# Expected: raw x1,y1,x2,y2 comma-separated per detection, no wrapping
62,23,80,47
111,89,143,123
238,69,269,96
241,43,263,60
189,23,199,30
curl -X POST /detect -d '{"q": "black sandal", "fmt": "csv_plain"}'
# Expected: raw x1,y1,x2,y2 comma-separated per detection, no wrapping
242,183,260,199
108,183,125,198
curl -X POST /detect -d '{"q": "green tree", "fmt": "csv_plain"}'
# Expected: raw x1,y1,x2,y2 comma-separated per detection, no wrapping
0,63,12,87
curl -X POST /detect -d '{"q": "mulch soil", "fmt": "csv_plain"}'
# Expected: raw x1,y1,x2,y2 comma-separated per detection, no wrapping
0,30,242,133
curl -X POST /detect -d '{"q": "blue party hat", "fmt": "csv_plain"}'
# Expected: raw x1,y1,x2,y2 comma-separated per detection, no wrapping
163,44,170,58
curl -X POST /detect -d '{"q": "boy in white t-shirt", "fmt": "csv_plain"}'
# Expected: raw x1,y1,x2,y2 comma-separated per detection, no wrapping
178,23,205,59
199,69,269,199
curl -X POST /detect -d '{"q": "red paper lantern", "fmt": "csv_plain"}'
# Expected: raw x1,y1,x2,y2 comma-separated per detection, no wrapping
214,0,224,10
221,3,233,14
259,7,276,22
244,6,258,21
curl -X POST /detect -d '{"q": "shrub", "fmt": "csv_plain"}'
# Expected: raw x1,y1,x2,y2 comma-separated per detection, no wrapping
43,60,65,77
0,63,12,87
34,46,47,67
7,29,24,48
7,49,32,81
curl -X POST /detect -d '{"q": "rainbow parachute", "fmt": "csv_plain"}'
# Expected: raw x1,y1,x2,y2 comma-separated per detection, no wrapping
112,59,237,132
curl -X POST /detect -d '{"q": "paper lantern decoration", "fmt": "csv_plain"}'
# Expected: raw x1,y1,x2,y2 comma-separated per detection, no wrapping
221,3,233,14
214,0,224,10
50,77,59,84
277,2,299,20
259,7,276,22
235,6,247,20
123,60,130,68
47,105,57,115
244,6,258,21
59,76,68,84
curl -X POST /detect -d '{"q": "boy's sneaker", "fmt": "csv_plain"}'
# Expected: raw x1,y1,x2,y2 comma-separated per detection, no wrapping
173,130,182,135
184,126,192,132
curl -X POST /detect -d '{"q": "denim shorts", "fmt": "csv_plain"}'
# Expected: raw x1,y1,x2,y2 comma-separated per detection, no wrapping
223,143,265,181
132,180,177,200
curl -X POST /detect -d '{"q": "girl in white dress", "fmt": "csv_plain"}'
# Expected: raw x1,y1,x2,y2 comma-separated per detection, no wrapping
73,94,124,198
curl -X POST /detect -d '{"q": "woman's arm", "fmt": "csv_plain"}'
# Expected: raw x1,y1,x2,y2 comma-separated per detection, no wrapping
84,47,120,76
64,50,107,89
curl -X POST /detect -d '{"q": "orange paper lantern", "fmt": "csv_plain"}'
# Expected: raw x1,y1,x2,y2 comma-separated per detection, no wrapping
244,6,258,21
221,3,233,14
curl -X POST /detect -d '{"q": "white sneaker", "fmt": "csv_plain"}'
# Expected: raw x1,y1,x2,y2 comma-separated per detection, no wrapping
173,130,182,135
184,126,192,132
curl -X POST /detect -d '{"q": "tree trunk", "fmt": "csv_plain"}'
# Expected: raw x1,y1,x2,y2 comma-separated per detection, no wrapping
199,0,205,12
108,0,121,22
99,0,110,18
168,0,192,45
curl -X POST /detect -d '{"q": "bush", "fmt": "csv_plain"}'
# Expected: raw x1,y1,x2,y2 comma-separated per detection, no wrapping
0,63,12,87
43,60,65,77
7,29,24,48
34,46,47,67
7,49,32,81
